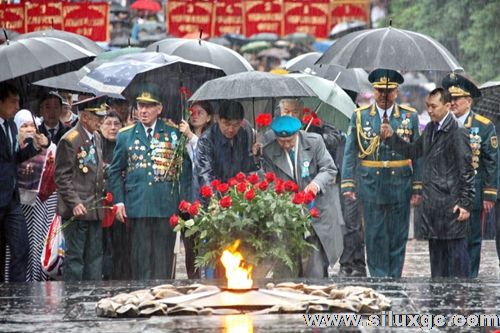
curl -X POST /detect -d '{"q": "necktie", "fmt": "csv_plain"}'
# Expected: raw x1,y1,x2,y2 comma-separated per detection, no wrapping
382,110,389,124
3,121,12,155
48,128,56,142
147,128,153,141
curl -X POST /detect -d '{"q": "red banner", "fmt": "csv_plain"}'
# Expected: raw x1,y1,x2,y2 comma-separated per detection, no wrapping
62,2,109,42
25,2,63,32
283,0,330,38
244,0,283,37
211,0,243,36
167,0,213,38
0,3,25,33
330,0,370,31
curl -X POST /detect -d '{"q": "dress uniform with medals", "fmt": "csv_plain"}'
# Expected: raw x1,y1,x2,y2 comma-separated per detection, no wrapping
108,83,191,280
55,96,107,281
442,73,498,278
341,69,422,278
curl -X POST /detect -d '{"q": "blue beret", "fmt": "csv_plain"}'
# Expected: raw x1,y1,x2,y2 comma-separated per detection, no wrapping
271,116,302,137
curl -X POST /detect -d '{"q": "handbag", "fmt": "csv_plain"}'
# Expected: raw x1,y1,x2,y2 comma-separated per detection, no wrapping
41,214,65,279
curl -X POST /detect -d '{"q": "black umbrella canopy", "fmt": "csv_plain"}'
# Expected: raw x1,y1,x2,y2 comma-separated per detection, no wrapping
316,27,463,72
14,29,103,54
146,38,253,75
32,66,93,94
0,37,96,89
189,71,316,102
475,82,500,124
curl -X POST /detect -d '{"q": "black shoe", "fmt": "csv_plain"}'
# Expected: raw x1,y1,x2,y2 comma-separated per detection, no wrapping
339,266,352,276
350,268,367,277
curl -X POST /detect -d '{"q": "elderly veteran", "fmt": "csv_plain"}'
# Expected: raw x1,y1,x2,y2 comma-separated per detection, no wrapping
341,68,422,278
442,73,498,278
108,83,191,280
55,95,107,281
261,116,344,278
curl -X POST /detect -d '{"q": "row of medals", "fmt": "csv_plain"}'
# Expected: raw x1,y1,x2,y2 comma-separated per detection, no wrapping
78,147,95,174
470,129,481,172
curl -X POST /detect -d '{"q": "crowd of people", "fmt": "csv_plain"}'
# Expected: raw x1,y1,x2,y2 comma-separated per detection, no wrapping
1,65,499,283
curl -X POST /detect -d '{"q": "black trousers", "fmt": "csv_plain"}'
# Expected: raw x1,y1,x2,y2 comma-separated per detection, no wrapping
339,194,366,270
429,238,470,278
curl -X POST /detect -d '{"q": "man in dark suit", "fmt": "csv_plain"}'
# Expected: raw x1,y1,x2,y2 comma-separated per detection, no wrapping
0,82,48,282
55,95,106,281
381,88,475,277
38,91,69,145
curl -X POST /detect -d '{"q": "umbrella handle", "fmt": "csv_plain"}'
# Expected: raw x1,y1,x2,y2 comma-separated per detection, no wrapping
2,29,9,45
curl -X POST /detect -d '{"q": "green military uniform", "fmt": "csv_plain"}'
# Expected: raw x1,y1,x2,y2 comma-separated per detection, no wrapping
55,96,107,281
108,85,191,280
443,73,498,277
341,69,422,278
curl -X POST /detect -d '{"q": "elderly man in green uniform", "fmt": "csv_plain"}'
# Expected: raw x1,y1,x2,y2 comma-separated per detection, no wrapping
442,73,498,278
108,83,191,280
55,95,107,281
341,69,422,278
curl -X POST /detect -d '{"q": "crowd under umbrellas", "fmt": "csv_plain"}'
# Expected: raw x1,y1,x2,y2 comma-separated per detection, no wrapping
1,22,499,289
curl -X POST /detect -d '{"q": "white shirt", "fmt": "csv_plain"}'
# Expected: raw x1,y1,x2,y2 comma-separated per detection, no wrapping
376,104,394,121
456,110,471,126
436,111,451,131
142,121,157,137
83,127,94,143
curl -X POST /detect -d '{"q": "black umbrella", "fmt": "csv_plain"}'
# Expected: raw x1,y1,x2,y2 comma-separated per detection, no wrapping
285,52,371,93
316,27,463,72
32,66,94,94
146,38,253,75
475,82,500,124
0,37,96,88
14,29,104,54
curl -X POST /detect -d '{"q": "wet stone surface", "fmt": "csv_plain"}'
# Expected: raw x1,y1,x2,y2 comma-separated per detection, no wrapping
1,240,499,332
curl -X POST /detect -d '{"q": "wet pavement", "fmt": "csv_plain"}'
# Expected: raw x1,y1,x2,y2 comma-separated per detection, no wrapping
1,240,499,332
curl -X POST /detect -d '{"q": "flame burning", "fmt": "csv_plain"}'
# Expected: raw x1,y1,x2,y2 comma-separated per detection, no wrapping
221,239,253,289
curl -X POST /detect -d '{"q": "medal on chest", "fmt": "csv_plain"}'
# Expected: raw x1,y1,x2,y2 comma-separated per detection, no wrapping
396,114,413,142
77,144,96,174
469,127,481,172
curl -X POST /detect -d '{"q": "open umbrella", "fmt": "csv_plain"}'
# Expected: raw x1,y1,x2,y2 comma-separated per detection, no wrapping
289,73,356,132
14,29,103,54
96,47,145,62
1,29,19,45
328,20,367,40
80,52,225,120
146,38,253,75
284,32,315,44
316,26,463,72
240,41,271,54
257,47,290,59
0,37,96,87
285,52,371,93
130,0,162,12
475,82,500,124
249,33,279,42
32,66,93,94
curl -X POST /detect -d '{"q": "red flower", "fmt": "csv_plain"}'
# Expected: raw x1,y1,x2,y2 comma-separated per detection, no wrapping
228,177,238,187
303,107,311,114
302,114,313,125
219,196,232,208
236,182,247,193
311,111,318,119
105,192,113,203
188,200,201,216
255,113,272,128
102,204,118,228
258,180,269,191
179,200,191,213
284,180,297,192
179,86,192,99
264,172,276,183
244,188,256,201
312,118,322,127
216,183,230,193
310,207,320,218
235,172,246,182
169,214,179,227
200,185,213,198
275,180,285,194
304,191,316,205
210,179,221,189
292,192,305,205
247,173,260,184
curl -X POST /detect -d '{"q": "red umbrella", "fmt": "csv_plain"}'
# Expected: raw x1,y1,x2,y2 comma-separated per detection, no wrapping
130,0,162,12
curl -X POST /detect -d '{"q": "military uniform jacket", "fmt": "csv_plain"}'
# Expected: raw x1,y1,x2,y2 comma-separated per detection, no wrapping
262,131,344,266
341,103,422,204
55,122,104,220
463,111,498,209
108,120,191,219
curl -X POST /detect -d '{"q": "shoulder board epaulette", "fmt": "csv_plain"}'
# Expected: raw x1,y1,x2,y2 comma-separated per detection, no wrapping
64,130,79,142
118,124,134,133
474,114,491,125
399,104,417,113
354,105,370,113
163,119,179,129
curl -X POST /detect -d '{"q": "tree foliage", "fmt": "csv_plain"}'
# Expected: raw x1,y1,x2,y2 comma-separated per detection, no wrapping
389,0,500,83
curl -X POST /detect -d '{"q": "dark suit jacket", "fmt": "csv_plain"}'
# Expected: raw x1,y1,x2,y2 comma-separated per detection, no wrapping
39,121,69,145
0,119,39,208
388,113,475,239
